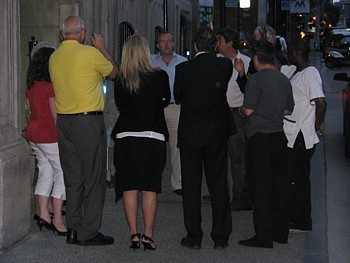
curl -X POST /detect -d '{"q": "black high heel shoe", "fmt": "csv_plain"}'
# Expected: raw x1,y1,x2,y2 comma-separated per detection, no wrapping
51,222,68,236
142,234,156,251
37,218,52,231
33,214,40,222
129,233,141,250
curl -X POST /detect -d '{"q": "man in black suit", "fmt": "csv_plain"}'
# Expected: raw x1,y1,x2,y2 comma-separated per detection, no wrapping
174,27,235,250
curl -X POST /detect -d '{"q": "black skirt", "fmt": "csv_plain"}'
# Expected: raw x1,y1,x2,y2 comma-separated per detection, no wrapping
114,137,166,194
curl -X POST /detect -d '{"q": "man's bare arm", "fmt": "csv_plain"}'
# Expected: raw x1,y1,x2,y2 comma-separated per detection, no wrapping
92,33,118,79
314,98,327,133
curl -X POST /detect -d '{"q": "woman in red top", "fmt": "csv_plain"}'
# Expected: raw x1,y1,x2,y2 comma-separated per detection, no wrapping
25,46,67,236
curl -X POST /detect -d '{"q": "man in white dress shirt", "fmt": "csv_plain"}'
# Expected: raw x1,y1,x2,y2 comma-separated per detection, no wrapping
216,28,252,210
151,32,187,195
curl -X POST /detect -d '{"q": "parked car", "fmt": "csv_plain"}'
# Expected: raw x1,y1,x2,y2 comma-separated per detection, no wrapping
321,28,350,58
319,27,345,54
333,73,350,157
325,30,350,68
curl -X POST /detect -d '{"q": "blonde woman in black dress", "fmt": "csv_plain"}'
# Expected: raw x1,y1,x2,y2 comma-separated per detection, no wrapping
113,35,170,250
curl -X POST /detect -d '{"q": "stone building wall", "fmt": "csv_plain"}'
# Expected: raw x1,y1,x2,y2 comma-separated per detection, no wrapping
0,0,31,252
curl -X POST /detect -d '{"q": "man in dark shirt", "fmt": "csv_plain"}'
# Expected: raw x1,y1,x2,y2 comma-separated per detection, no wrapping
238,40,294,248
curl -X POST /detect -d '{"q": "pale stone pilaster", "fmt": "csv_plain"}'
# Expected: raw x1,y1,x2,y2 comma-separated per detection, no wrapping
0,0,31,252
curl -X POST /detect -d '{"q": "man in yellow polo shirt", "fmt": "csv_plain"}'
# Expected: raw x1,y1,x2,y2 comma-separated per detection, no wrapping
49,15,118,246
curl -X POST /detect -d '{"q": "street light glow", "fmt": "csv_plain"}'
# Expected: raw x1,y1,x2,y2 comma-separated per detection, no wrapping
240,0,250,8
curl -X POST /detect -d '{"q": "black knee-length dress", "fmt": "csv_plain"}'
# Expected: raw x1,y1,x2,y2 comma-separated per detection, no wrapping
113,70,170,194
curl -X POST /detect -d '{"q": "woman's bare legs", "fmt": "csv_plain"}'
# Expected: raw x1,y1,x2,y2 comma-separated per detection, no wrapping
52,196,67,232
34,195,40,216
48,197,54,214
123,190,140,242
141,191,157,248
37,195,51,222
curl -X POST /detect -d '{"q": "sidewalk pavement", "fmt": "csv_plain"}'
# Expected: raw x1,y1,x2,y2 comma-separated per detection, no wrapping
1,50,349,263
0,172,305,263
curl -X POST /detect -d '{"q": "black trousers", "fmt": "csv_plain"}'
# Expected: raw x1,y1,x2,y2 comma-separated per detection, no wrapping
246,132,289,246
57,115,107,241
180,140,232,245
240,133,253,207
288,131,315,230
227,110,246,200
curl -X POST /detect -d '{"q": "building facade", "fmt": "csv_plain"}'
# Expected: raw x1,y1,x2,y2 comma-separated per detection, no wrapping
211,0,325,45
335,0,350,27
212,0,265,35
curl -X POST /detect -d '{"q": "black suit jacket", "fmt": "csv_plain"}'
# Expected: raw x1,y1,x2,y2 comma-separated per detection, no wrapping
174,52,236,148
112,70,170,141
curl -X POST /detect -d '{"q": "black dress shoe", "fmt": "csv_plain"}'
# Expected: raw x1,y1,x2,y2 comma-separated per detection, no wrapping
180,237,201,249
66,228,78,244
273,238,288,244
77,232,114,246
214,242,228,250
239,235,273,248
288,222,312,233
173,189,183,195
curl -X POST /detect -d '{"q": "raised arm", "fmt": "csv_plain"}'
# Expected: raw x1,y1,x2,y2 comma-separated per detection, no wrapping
92,33,118,79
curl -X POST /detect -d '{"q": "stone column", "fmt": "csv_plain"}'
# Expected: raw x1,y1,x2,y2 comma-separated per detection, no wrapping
0,0,31,252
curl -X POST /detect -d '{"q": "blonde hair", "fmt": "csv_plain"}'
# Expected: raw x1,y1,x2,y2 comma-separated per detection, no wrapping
253,25,276,44
119,35,156,93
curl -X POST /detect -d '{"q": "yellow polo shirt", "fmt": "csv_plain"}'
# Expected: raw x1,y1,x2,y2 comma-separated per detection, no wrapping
49,40,113,114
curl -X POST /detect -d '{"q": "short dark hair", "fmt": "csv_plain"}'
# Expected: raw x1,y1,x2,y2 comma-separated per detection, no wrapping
156,31,173,43
26,47,55,89
216,28,240,50
194,27,216,52
253,40,275,65
289,38,310,59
